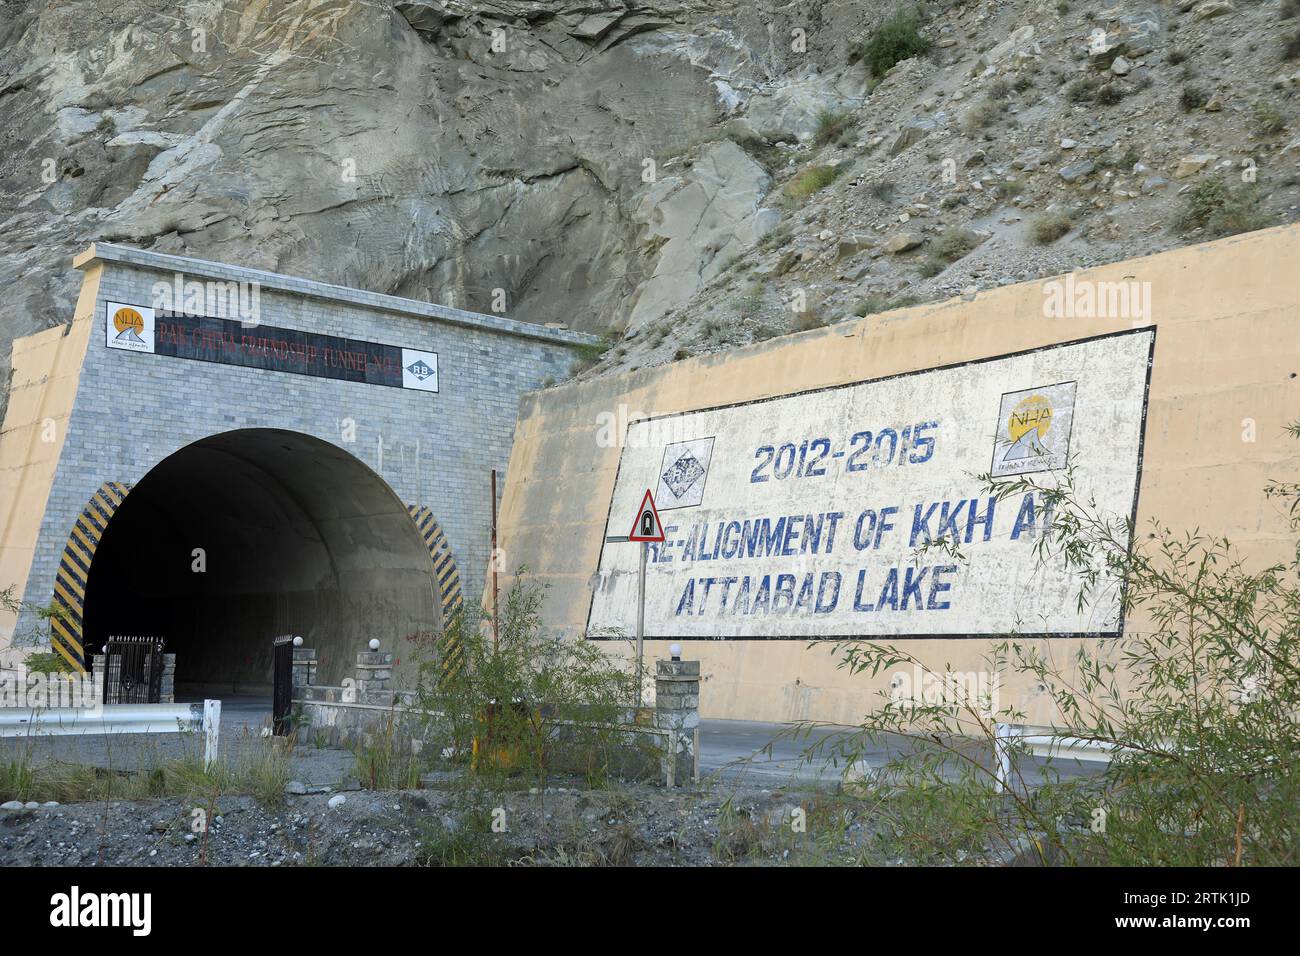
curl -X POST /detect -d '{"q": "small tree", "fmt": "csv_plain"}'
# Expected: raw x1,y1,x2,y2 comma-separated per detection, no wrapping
413,573,647,791
784,422,1300,865
851,9,932,79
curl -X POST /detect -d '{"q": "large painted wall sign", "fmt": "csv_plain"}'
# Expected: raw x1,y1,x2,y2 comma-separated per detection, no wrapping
105,301,439,392
587,328,1156,641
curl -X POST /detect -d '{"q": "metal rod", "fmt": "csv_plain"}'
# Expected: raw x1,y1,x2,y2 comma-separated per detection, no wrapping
491,468,500,654
635,540,646,708
693,725,700,784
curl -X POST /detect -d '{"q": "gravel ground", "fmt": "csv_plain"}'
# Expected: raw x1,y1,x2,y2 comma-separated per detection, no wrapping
0,776,922,867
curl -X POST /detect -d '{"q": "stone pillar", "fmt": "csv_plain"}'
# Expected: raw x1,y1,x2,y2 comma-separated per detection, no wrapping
355,647,394,706
655,659,700,787
160,653,176,703
291,647,317,698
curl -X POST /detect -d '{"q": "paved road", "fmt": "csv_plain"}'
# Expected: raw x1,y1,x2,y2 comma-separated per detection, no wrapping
696,718,1104,788
4,694,1101,791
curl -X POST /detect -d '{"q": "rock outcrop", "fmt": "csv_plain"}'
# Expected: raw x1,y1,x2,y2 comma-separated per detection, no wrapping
1,0,1297,409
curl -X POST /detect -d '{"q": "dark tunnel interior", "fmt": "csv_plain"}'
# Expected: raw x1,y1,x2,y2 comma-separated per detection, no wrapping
82,429,439,697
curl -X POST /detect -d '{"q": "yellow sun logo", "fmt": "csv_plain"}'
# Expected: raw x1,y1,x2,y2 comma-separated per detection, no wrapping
1007,394,1053,443
112,307,144,336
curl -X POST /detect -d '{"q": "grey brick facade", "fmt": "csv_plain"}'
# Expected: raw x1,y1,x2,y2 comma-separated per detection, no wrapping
14,243,597,648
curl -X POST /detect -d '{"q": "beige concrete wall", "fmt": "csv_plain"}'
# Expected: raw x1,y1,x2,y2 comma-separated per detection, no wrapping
0,266,101,667
495,225,1300,727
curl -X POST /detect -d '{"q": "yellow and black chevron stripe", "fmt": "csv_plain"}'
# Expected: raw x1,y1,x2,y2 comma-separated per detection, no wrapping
407,505,464,681
50,481,132,672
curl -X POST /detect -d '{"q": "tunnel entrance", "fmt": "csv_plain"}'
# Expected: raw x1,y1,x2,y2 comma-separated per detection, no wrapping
81,429,440,699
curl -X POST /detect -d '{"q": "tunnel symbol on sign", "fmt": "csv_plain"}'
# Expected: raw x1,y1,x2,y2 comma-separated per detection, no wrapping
627,489,665,542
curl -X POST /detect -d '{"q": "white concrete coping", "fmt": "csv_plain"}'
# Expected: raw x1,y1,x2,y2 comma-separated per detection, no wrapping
73,242,604,349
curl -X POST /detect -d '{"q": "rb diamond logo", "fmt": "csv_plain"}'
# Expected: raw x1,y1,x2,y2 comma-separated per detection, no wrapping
400,348,439,392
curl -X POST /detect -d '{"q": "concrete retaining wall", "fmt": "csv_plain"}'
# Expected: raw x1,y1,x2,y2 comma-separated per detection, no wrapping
495,225,1300,726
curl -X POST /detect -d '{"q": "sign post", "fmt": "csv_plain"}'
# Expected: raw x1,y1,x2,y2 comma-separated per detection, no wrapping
627,489,665,707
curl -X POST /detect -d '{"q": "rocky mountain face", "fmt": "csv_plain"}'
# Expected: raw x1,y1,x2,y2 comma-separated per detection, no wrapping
1,0,1297,411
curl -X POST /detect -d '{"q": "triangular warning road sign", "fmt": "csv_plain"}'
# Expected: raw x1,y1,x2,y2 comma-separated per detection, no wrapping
627,489,665,542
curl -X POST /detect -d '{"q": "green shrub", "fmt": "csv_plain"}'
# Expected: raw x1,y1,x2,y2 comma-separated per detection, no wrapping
852,8,932,79
758,223,792,251
793,309,827,332
961,99,1003,134
853,292,922,317
813,108,854,146
1176,180,1273,237
1284,30,1300,60
414,575,649,790
780,420,1300,866
1030,210,1072,244
870,180,897,203
931,227,981,263
1064,76,1098,103
783,163,844,203
1095,83,1125,106
567,337,610,376
21,650,74,674
1252,101,1287,136
1179,85,1207,112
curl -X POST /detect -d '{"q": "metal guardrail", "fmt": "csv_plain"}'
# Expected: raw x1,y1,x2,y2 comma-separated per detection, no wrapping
994,722,1117,792
0,700,221,769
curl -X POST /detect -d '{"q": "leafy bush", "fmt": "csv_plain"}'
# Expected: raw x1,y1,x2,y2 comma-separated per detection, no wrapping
813,108,854,146
853,292,921,317
1095,83,1125,106
1284,30,1300,60
852,9,932,79
961,98,1003,134
931,227,981,263
1180,85,1207,112
567,337,610,376
1030,210,1071,244
783,421,1300,865
1252,101,1287,136
1064,76,1099,103
413,575,649,790
1177,180,1272,237
793,305,827,332
21,650,74,674
783,163,844,203
757,223,792,251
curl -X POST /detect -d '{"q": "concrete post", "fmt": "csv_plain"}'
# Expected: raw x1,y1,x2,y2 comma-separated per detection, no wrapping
655,659,700,787
355,648,394,706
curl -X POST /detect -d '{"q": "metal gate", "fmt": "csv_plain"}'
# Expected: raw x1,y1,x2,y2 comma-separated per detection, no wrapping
271,635,295,736
102,635,165,705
